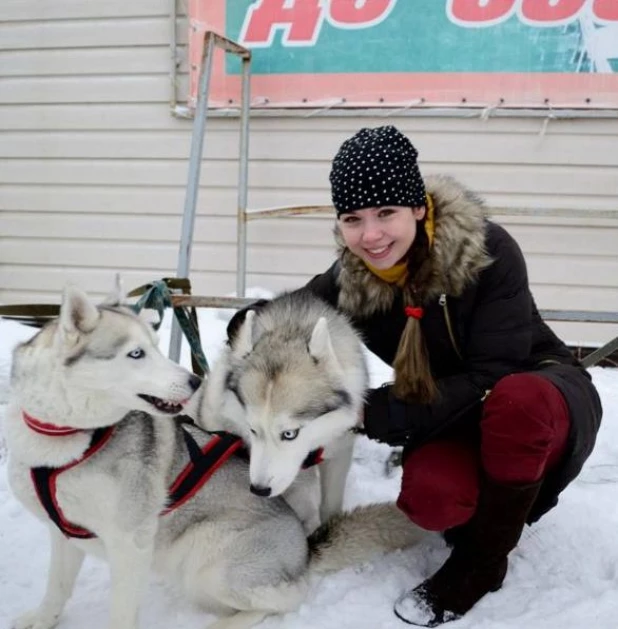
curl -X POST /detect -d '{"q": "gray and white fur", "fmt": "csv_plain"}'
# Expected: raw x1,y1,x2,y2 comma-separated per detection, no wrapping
5,285,425,629
198,290,369,531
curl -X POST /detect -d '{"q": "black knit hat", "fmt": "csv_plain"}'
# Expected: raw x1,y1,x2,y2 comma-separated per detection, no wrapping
330,125,426,216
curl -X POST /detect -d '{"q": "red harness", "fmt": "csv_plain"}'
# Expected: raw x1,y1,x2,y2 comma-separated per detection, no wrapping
26,412,243,539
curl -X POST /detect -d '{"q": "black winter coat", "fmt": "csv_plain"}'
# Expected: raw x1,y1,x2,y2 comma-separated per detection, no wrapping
304,175,602,522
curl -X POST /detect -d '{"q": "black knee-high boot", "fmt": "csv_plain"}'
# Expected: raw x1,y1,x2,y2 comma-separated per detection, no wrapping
394,476,543,627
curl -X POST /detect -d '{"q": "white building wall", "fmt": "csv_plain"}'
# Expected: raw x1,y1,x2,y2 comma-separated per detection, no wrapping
1,0,617,346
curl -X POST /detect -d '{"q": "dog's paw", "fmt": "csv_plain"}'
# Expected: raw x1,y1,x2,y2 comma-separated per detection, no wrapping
12,609,60,629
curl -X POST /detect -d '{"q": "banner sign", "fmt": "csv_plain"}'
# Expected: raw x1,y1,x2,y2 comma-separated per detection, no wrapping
189,0,618,108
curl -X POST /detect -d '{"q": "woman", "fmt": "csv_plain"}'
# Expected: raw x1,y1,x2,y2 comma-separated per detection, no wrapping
231,125,602,626
308,124,604,625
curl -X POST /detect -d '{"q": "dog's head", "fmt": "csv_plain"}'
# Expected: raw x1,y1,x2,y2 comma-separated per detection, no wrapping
224,311,359,498
11,283,201,428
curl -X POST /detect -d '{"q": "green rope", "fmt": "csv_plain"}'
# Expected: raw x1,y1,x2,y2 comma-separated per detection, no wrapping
130,280,209,376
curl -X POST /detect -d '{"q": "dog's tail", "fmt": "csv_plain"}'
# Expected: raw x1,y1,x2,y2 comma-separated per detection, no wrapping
307,502,427,574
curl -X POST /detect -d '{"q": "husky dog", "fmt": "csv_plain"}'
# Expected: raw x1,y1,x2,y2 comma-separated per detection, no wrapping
198,290,369,531
5,285,425,629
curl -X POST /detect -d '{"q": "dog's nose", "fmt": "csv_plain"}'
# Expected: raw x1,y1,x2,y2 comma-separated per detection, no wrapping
188,374,201,391
250,484,272,497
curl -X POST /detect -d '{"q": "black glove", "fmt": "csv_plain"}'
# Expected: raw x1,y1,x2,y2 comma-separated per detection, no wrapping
363,384,431,447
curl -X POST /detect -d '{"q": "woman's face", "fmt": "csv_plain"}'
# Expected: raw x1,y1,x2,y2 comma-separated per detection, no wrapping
338,205,426,270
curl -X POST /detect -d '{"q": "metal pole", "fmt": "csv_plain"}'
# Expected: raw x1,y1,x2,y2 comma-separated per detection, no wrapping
169,33,215,362
236,55,251,298
581,336,618,368
168,0,177,110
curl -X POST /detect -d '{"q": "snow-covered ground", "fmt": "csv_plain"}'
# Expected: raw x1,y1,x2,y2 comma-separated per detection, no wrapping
1,299,617,629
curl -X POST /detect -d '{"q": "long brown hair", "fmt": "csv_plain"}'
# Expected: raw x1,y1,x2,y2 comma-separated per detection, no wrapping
391,210,439,404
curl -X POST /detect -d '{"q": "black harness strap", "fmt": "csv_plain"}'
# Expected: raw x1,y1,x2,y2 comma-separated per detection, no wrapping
30,427,115,539
30,424,244,538
161,429,243,515
31,420,318,539
302,447,325,469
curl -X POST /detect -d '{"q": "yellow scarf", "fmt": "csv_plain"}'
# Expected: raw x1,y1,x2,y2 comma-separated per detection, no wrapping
424,192,435,247
364,193,435,287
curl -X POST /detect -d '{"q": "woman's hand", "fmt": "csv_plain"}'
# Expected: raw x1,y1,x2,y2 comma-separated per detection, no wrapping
363,384,428,446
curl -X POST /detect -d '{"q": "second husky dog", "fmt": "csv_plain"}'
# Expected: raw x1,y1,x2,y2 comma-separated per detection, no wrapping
198,290,369,529
6,285,424,629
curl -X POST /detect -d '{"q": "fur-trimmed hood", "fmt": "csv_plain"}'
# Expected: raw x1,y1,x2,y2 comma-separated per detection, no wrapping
335,175,492,317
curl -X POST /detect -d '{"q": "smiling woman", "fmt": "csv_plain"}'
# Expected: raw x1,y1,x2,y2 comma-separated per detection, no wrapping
302,124,603,627
338,206,424,271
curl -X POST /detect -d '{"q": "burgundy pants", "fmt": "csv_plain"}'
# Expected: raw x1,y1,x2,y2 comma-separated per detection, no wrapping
397,373,570,531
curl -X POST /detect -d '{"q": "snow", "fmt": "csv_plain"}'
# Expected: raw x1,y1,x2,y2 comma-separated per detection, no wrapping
1,297,617,629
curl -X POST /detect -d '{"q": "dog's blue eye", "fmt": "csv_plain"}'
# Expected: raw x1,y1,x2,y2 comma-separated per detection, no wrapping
127,348,145,359
281,429,299,441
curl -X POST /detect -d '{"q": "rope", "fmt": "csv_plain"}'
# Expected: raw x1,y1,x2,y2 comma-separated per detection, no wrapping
128,278,209,376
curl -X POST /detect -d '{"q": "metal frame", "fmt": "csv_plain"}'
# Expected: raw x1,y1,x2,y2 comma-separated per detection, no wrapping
166,30,616,368
169,31,251,362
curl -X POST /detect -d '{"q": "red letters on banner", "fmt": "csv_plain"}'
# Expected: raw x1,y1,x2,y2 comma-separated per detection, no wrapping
240,0,324,46
240,0,397,45
240,0,618,46
329,0,397,26
448,0,516,25
448,0,616,25
594,0,618,22
520,0,585,23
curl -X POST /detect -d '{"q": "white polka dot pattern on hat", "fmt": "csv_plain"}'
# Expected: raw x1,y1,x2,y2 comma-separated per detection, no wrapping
330,126,425,216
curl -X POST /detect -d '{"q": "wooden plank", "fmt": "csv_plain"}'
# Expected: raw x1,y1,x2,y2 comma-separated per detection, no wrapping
2,267,616,313
0,212,336,247
2,236,617,287
499,224,618,256
485,194,618,215
0,266,304,302
546,322,618,347
2,184,617,221
0,17,188,51
2,211,617,256
1,159,617,197
3,128,618,166
0,0,170,21
301,114,618,137
0,131,193,159
0,47,188,77
0,208,618,257
0,184,329,215
0,240,335,275
0,103,191,130
526,282,618,313
2,104,617,135
0,75,189,104
423,164,618,197
526,256,618,288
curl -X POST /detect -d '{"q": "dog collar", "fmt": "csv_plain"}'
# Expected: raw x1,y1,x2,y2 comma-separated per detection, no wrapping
23,410,82,436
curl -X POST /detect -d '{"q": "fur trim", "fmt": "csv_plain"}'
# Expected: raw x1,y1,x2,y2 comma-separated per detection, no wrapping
336,175,492,318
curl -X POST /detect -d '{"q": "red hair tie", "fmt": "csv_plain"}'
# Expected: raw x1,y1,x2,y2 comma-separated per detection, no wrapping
404,306,424,320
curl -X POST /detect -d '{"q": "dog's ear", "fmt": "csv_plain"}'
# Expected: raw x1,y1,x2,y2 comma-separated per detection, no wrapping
308,317,336,364
100,273,126,307
232,309,255,358
226,299,269,344
59,284,100,338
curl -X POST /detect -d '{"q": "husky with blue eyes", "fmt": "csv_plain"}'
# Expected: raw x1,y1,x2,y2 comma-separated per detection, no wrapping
198,290,370,532
6,284,425,629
